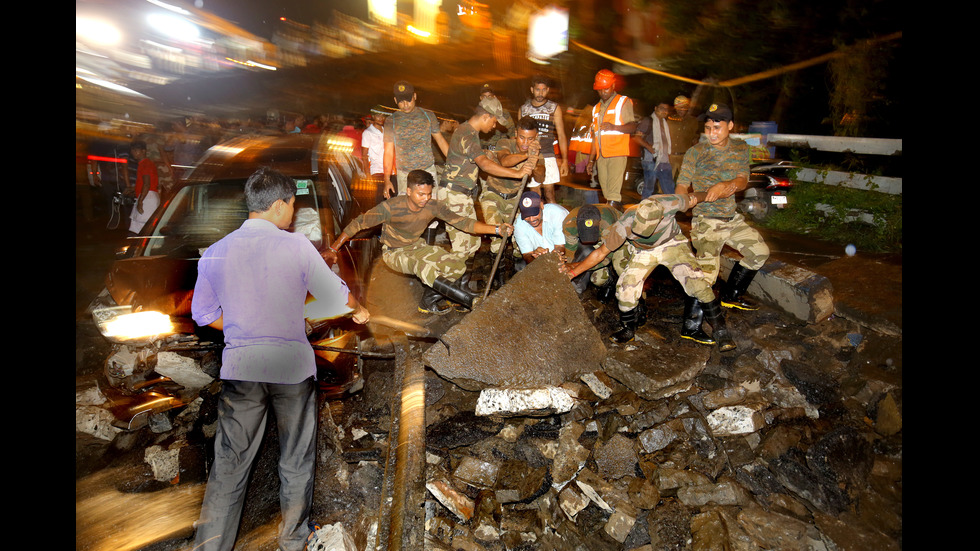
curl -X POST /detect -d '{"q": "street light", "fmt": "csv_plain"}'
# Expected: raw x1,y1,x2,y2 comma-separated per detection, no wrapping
527,7,568,64
146,13,200,42
76,16,122,47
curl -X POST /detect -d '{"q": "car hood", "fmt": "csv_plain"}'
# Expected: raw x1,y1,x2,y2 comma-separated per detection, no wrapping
105,255,198,317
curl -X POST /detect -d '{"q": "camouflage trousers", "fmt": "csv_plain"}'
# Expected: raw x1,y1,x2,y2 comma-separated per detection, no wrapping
615,234,715,312
441,188,482,260
381,239,466,287
690,213,770,285
479,190,519,254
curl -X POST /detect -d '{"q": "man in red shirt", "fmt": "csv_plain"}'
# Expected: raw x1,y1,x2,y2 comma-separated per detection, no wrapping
128,140,160,236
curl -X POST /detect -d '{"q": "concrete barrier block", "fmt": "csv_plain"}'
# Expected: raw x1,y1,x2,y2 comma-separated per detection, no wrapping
720,255,834,323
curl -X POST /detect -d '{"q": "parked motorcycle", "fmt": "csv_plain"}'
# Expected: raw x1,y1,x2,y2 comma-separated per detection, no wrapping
736,160,797,222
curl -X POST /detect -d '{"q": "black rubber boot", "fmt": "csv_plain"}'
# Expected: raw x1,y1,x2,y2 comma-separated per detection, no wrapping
680,296,714,345
701,298,737,352
418,285,451,315
721,263,760,311
610,307,639,343
636,298,648,327
433,275,479,310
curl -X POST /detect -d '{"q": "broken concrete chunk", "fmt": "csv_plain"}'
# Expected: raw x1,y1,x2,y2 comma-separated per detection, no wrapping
580,371,614,399
638,424,677,453
705,403,767,436
656,467,713,494
155,351,214,392
701,385,749,409
605,509,637,543
593,433,639,480
626,476,660,510
550,422,590,490
454,456,500,489
144,444,180,482
677,479,747,507
474,386,575,417
426,478,475,521
602,340,709,401
574,477,613,512
496,460,548,504
307,522,357,551
558,484,591,520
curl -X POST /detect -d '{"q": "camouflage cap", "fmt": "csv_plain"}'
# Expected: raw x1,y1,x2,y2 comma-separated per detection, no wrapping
479,96,505,119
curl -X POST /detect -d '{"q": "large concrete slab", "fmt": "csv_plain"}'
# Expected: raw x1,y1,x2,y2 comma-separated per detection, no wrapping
422,253,607,391
603,334,711,401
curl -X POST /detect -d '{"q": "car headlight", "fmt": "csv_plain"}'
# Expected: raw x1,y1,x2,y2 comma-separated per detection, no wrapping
92,306,177,344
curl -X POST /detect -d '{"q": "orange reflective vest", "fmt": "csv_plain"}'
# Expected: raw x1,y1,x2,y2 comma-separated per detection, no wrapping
591,94,632,158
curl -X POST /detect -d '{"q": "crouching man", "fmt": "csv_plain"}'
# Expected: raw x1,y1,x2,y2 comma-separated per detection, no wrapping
324,169,512,315
561,193,735,350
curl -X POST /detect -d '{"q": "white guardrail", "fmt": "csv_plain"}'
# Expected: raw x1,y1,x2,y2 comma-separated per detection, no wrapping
766,133,902,195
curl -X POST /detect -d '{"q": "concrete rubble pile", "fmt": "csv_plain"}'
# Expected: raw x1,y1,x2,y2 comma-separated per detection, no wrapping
418,268,902,550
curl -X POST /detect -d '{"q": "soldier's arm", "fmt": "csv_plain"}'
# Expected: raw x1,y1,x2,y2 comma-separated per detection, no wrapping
476,154,532,180
562,243,612,279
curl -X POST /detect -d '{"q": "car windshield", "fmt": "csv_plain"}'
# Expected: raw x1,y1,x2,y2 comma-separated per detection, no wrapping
142,179,322,258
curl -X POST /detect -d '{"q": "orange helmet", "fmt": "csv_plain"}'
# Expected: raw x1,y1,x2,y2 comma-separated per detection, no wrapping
593,69,616,90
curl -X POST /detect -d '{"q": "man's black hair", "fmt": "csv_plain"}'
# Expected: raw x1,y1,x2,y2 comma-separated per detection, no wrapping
517,116,539,133
130,140,147,152
245,167,296,213
407,169,435,189
530,74,550,87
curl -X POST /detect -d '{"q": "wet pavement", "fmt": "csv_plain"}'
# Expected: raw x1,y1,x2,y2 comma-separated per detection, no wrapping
75,189,901,551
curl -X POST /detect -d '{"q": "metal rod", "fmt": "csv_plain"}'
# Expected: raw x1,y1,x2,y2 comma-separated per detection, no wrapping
483,173,531,301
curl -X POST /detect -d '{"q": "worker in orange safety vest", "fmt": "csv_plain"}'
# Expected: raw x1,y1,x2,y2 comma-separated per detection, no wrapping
586,69,637,209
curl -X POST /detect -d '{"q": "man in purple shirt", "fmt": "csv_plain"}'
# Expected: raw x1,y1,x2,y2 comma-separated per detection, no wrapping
191,167,369,551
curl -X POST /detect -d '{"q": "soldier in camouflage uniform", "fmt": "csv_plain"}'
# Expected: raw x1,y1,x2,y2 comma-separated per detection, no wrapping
675,103,770,318
478,84,516,153
442,99,534,262
382,81,450,199
480,116,545,257
561,203,625,297
561,193,735,349
324,170,512,315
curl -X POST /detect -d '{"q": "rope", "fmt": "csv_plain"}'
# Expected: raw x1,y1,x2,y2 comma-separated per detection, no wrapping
570,31,902,89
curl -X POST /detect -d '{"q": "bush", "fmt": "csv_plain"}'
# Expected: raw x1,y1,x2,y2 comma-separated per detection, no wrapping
761,178,902,254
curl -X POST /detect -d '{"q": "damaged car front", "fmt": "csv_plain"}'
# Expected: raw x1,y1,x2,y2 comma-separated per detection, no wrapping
87,132,381,430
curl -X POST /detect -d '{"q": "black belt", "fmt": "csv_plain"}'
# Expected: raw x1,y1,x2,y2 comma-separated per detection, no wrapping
488,188,521,200
446,183,479,197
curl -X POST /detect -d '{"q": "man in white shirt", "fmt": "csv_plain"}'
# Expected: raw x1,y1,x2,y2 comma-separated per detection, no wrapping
634,102,674,199
513,190,569,265
361,106,388,204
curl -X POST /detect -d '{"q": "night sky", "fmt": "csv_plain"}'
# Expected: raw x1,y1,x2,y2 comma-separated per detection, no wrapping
198,0,371,38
